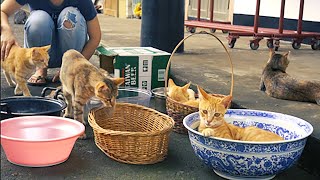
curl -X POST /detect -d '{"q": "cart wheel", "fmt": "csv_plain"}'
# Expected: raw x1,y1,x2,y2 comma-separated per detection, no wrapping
210,29,216,33
222,30,228,34
266,40,274,49
292,41,301,49
311,42,319,50
186,27,196,33
228,38,236,48
250,42,259,50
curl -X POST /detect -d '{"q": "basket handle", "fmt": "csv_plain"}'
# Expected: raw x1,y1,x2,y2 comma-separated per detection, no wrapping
164,31,234,98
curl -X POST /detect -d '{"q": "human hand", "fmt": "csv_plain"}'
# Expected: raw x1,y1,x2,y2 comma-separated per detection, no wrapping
1,30,19,61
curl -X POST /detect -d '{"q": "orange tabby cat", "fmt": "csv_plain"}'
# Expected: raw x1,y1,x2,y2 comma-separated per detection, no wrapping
167,78,199,107
197,86,283,142
1,45,50,96
60,49,124,139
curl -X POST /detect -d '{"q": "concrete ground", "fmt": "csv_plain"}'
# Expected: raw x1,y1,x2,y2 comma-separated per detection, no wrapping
1,14,319,179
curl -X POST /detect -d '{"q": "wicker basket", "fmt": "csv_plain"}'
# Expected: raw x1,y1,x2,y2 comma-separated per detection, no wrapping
164,31,234,134
88,103,175,164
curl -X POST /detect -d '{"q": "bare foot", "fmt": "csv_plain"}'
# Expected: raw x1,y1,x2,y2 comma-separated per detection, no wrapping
27,68,48,86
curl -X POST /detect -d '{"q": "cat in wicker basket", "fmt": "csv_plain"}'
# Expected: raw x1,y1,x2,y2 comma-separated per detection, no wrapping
167,78,199,107
260,50,320,105
197,86,283,141
60,49,124,139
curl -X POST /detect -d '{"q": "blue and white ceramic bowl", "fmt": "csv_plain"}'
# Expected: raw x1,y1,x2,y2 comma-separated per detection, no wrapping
183,109,313,180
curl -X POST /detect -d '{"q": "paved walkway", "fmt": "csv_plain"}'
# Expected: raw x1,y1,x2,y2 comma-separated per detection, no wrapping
1,14,319,179
97,17,320,175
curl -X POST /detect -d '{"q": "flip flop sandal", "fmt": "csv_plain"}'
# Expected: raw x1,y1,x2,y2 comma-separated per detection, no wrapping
27,75,47,86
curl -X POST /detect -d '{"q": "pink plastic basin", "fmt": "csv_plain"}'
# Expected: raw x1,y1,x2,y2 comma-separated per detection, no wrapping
1,116,85,167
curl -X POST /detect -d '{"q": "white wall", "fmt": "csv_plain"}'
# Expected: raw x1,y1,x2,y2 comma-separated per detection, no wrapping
233,0,320,22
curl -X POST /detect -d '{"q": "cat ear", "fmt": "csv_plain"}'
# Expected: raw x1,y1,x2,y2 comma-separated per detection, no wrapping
168,79,176,88
42,45,51,52
111,78,125,87
283,51,290,58
269,48,275,58
182,82,191,91
221,95,232,109
197,86,209,100
96,82,109,93
31,48,40,57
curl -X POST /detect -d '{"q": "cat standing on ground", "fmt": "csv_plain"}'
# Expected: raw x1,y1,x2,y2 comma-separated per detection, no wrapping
60,49,124,139
197,86,283,142
1,45,50,96
167,78,199,107
260,50,320,105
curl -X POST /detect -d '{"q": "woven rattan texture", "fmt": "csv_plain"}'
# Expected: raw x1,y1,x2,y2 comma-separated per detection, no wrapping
88,103,174,164
164,31,234,134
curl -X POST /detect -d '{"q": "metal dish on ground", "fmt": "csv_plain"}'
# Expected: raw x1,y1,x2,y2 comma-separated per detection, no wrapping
0,87,66,120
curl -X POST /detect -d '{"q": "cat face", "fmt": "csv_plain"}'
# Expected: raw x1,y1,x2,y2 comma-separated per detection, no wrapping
95,78,124,108
198,86,232,128
31,45,51,68
167,78,190,102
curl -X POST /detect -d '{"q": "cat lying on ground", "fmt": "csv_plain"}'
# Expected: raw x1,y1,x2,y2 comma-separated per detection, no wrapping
1,45,50,96
260,50,320,105
60,49,124,139
167,78,199,107
197,86,283,142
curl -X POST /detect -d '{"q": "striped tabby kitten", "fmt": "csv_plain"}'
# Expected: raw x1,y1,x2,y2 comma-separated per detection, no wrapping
260,50,320,105
1,45,50,96
197,86,283,142
167,78,199,107
60,50,124,139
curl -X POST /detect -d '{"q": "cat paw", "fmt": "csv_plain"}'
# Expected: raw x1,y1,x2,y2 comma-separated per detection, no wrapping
63,114,74,119
78,133,87,140
14,90,23,96
202,128,214,137
8,82,16,87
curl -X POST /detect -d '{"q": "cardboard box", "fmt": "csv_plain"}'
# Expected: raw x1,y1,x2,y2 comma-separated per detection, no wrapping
97,46,171,90
96,46,117,74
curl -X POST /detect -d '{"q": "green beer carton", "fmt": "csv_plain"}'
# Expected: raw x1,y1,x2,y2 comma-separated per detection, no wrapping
97,46,171,90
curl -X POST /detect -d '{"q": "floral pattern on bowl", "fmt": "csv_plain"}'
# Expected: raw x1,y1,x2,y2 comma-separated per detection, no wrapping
183,109,313,180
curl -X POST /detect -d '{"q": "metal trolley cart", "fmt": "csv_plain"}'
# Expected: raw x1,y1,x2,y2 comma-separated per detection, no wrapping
185,0,320,50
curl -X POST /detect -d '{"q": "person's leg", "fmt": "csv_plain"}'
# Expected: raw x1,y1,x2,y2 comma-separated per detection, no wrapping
56,7,87,65
50,7,87,82
24,10,56,84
